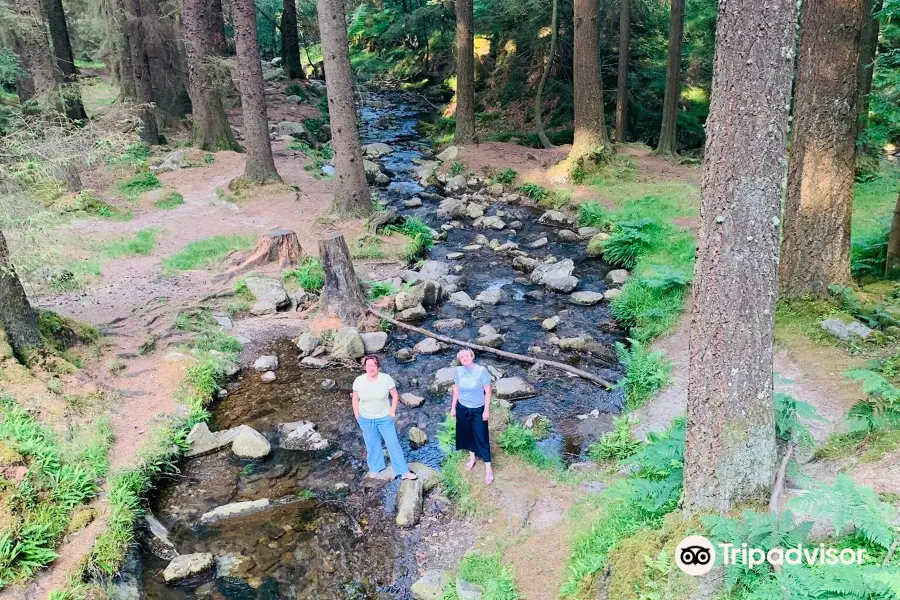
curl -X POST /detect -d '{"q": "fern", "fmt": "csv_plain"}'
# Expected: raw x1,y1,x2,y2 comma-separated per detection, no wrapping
588,415,641,461
602,218,665,269
774,393,823,447
623,418,686,514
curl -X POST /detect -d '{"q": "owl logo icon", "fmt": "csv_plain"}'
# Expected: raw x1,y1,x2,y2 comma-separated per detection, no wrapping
675,535,716,576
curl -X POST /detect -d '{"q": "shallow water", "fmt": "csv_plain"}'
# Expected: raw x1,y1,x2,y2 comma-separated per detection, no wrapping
142,90,626,599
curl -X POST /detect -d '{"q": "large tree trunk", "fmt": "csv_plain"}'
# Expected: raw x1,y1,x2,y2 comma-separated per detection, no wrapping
855,0,881,155
316,0,371,216
453,0,476,145
208,0,228,55
0,231,43,362
126,0,160,144
614,0,630,143
181,0,241,151
44,0,87,121
114,0,136,99
886,192,900,279
281,0,305,79
683,0,796,515
318,233,367,326
567,0,611,176
141,0,191,126
535,0,559,150
233,0,282,183
655,0,684,157
11,0,63,111
779,0,863,298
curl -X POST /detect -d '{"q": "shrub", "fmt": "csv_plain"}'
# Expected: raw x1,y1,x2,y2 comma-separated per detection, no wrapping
615,339,672,411
496,168,517,185
602,218,666,269
283,257,325,292
367,281,398,301
850,228,889,281
449,161,465,176
386,216,434,262
588,415,641,461
517,182,549,201
116,171,161,199
578,200,609,228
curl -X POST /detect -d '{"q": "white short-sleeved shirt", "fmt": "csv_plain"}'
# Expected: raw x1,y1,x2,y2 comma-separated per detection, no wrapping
352,372,396,419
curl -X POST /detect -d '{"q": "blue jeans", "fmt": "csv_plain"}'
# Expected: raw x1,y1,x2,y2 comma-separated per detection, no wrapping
358,415,409,476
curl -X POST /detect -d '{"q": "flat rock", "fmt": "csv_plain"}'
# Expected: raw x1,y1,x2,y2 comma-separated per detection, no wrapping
538,210,576,228
570,291,605,306
361,332,389,353
446,174,468,193
408,427,428,448
512,256,539,272
411,570,451,600
531,259,579,292
433,318,466,331
559,336,587,351
401,393,425,407
447,252,464,260
414,338,446,355
163,553,214,584
260,371,276,383
279,420,329,451
462,244,482,251
405,197,423,208
557,229,582,243
526,237,548,249
300,356,329,368
409,462,440,492
185,422,232,457
331,327,365,359
396,477,424,527
494,377,537,401
436,146,459,161
430,367,457,394
578,226,602,237
395,348,415,363
605,269,630,286
252,355,278,372
449,291,478,309
473,216,506,230
821,319,873,341
397,305,428,322
475,288,501,305
231,425,271,459
199,499,271,525
363,142,393,158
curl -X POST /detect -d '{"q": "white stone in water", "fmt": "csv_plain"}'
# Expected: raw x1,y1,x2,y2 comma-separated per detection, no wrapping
542,315,560,331
231,425,271,459
401,393,425,407
199,499,271,525
494,377,537,401
449,291,478,309
408,427,428,448
163,553,214,584
447,252,465,260
413,338,446,354
538,210,576,228
462,244,482,251
252,355,278,372
475,288,502,305
396,477,424,527
569,291,605,306
430,367,457,394
526,237,548,249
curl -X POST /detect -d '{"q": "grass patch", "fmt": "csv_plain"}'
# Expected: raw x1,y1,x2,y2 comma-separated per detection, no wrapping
283,257,325,292
385,216,434,262
578,201,609,228
102,228,158,258
153,191,184,210
71,190,132,221
116,171,161,199
367,281,399,301
774,297,851,346
233,279,255,302
498,422,562,471
437,415,479,517
615,340,672,411
351,235,386,259
442,553,520,600
104,143,151,169
517,182,549,202
162,234,254,272
495,168,517,185
588,416,641,461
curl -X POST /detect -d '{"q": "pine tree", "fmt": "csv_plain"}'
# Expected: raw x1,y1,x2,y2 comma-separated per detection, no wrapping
615,0,631,142
44,0,87,121
0,231,43,362
454,0,476,144
655,0,684,157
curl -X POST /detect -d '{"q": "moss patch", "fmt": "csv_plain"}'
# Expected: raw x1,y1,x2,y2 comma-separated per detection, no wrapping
66,507,98,534
0,441,24,465
37,310,100,353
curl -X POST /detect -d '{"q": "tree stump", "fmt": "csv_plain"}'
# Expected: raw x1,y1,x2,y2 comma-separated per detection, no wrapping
318,232,367,325
234,230,303,270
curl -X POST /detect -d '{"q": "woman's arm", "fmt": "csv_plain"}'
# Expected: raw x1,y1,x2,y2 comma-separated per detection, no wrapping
482,384,492,421
451,383,459,417
389,386,399,417
352,391,360,420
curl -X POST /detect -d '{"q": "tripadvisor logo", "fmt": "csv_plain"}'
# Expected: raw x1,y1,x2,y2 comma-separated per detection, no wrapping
675,535,867,576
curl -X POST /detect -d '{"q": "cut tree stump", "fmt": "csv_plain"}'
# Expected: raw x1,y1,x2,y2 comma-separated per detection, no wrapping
318,232,367,325
232,230,303,270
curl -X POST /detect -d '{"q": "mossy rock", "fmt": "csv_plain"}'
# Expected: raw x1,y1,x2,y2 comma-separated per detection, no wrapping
37,310,100,352
0,441,24,466
66,507,98,534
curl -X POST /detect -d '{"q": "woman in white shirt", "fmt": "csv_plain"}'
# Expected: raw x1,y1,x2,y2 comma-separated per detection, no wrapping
351,355,417,480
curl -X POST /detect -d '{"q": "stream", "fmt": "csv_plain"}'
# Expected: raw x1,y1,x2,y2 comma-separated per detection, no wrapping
140,90,626,600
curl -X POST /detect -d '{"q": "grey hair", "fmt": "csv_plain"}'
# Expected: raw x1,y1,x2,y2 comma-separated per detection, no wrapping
457,348,475,360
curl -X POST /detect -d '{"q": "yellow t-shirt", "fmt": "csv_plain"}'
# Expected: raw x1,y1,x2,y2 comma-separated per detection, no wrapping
352,372,396,419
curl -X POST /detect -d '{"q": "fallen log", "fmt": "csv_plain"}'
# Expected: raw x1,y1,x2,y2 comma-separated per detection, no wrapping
369,308,614,388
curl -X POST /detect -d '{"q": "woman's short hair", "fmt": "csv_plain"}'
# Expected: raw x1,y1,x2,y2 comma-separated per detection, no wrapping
457,348,475,360
362,355,380,368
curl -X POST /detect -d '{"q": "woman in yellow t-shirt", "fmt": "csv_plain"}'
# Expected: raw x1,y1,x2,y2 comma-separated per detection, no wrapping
351,355,417,480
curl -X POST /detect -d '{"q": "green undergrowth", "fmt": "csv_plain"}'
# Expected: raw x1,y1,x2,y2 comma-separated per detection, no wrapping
614,340,672,411
153,191,184,210
0,398,113,587
283,257,325,292
101,228,158,259
367,281,399,301
437,415,479,517
385,216,434,262
440,552,521,600
497,422,562,471
162,234,255,272
351,234,386,259
70,190,132,221
588,416,642,462
116,171,161,200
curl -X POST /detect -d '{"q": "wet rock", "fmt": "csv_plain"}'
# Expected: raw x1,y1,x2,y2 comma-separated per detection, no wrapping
434,318,466,331
495,241,518,252
542,315,560,331
437,198,465,220
431,367,457,394
395,348,415,363
231,425,271,459
466,204,485,219
412,279,443,307
494,377,537,401
821,319,872,341
604,289,622,301
473,234,490,245
557,230,582,243
449,291,478,309
409,462,440,492
473,216,506,230
559,336,587,351
405,197,423,208
524,290,545,302
396,477,424,527
538,210,576,228
605,269,630,286
279,420,329,451
436,146,459,161
570,291,605,306
185,422,232,457
163,553,214,584
253,355,279,372
300,356,329,368
475,288,502,305
375,172,391,185
508,220,523,230
260,371,276,383
109,550,142,599
401,393,425,407
244,274,290,315
586,233,610,257
462,244,482,251
200,499,271,524
397,305,427,322
143,512,178,560
578,227,602,238
512,256,539,273
411,570,451,600
531,259,579,293
418,261,453,281
361,332,389,353
475,324,505,348
294,333,320,357
408,427,428,448
526,237,548,249
395,291,421,311
363,142,394,158
321,378,336,389
364,160,382,183
215,553,248,578
446,174,468,193
416,161,440,183
457,579,485,600
414,338,447,355
447,252,464,260
331,327,365,359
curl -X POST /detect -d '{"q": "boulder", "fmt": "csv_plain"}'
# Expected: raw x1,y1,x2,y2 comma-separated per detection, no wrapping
585,233,609,258
185,422,233,457
416,161,440,183
449,291,478,309
456,579,485,600
433,318,466,331
244,274,290,315
494,377,537,401
413,338,444,354
361,332,389,354
276,120,310,139
163,553,214,584
488,183,504,196
397,305,428,322
363,142,394,158
409,462,441,492
364,160,382,183
408,427,428,448
578,227,602,238
542,315,560,331
144,512,178,560
294,333,319,357
466,204,485,219
199,499,271,525
512,256,539,273
279,420,329,451
405,197,423,208
538,210,576,228
411,570,451,600
526,237,548,249
431,367,457,394
253,355,279,372
260,371,276,383
475,288,502,305
559,336,587,351
605,269,630,286
395,348,415,363
475,324,504,348
401,393,425,408
396,477,424,527
263,67,284,81
570,291,605,306
531,259,579,293
331,327,365,359
557,230,582,243
437,198,465,220
419,261,452,280
436,146,459,161
375,173,391,185
446,174,468,193
473,216,506,230
286,94,302,104
395,291,421,311
821,319,873,341
231,425,271,459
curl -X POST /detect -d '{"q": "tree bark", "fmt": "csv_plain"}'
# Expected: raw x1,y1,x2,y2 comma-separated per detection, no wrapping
886,192,900,279
655,0,684,157
318,233,367,325
779,0,863,298
232,230,303,271
10,0,63,111
316,0,372,216
44,0,87,121
453,0,476,145
180,0,241,151
614,0,630,142
208,0,228,55
233,0,282,183
115,0,136,99
126,0,160,144
855,0,881,155
683,0,796,515
281,0,305,79
0,231,43,362
535,0,559,150
567,0,611,175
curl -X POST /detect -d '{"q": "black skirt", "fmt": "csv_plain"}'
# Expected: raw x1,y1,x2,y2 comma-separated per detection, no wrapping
455,403,491,462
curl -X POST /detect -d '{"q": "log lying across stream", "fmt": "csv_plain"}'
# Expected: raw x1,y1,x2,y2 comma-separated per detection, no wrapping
369,309,614,389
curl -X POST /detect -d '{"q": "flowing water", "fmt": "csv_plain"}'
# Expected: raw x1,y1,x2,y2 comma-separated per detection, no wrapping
141,90,626,600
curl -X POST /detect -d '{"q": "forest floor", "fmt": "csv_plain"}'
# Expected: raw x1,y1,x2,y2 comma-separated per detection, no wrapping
2,78,898,599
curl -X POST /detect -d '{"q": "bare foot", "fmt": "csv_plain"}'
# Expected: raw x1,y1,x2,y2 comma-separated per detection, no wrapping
401,472,418,480
465,457,476,471
485,471,494,485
